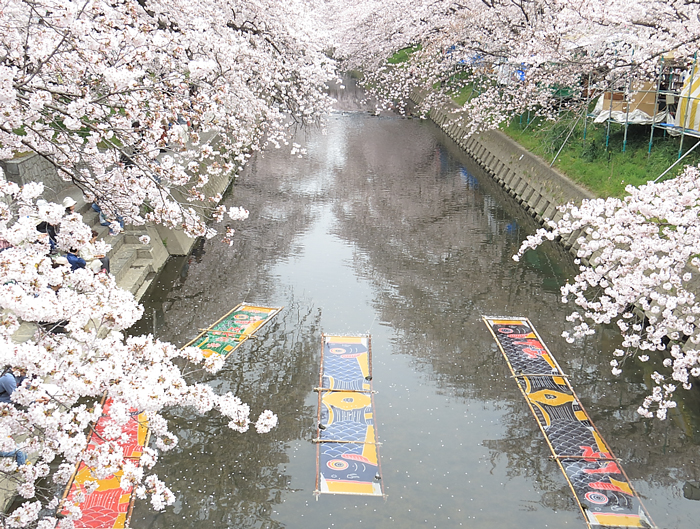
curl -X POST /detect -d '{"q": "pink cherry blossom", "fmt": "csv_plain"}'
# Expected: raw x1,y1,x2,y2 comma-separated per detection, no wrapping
515,164,700,419
0,172,277,525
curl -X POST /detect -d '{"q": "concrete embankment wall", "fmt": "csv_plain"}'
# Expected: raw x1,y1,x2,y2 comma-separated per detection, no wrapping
2,137,238,302
428,106,595,258
425,97,700,427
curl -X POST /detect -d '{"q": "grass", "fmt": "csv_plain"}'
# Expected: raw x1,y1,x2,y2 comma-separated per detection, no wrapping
442,75,479,106
451,83,475,106
501,113,700,197
435,75,700,197
387,44,422,64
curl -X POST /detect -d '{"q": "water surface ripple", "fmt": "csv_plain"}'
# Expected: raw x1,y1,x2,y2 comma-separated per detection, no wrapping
132,112,699,529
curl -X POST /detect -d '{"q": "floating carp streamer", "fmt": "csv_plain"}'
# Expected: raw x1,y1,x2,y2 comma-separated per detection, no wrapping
514,165,700,420
0,172,278,526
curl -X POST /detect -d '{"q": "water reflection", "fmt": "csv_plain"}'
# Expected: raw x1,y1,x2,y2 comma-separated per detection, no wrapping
132,112,699,529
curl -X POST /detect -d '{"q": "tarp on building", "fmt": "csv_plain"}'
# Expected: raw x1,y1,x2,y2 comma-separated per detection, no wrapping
674,73,700,132
592,82,668,125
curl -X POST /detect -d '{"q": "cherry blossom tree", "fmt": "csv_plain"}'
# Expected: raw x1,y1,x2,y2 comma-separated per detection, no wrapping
329,0,700,131
0,173,278,528
1,0,336,526
1,0,336,237
514,164,700,419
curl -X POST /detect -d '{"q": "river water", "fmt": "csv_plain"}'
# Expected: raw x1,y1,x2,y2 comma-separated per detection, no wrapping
130,98,699,528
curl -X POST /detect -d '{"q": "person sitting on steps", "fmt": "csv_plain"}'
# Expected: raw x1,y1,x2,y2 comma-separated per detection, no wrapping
1,368,50,466
0,368,26,405
62,196,77,215
93,201,124,236
0,445,27,467
66,248,87,271
79,231,110,273
36,220,58,253
0,369,28,466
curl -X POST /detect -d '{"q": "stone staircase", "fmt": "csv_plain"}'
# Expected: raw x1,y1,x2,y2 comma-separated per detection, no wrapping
69,193,169,300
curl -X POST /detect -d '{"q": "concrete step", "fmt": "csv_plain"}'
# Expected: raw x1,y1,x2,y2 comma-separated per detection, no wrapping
81,208,99,226
100,231,125,254
118,259,154,295
110,246,138,284
117,241,156,262
79,207,169,300
134,270,158,300
57,189,170,301
104,229,150,259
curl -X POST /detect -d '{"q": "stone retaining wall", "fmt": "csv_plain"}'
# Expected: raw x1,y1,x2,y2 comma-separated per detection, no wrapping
1,153,71,203
426,105,595,258
422,95,700,429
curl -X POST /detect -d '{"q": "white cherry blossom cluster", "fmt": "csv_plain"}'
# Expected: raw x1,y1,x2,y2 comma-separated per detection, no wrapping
255,410,279,434
328,0,700,134
134,475,175,511
0,175,277,526
515,164,700,419
1,0,335,240
227,206,250,222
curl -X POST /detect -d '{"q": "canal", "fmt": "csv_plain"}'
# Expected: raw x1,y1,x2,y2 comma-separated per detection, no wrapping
130,99,699,528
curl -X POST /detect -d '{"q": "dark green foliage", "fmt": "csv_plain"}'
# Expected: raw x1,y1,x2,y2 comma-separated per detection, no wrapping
387,44,422,64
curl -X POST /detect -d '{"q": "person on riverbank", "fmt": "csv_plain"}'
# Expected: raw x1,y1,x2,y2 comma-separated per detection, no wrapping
0,368,26,405
0,447,27,466
66,248,87,271
63,196,77,215
36,220,58,253
79,230,110,273
93,201,124,236
0,368,45,467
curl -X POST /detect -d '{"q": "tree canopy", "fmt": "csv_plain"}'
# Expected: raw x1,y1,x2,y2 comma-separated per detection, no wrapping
1,1,331,526
1,0,335,237
3,0,700,527
329,0,700,130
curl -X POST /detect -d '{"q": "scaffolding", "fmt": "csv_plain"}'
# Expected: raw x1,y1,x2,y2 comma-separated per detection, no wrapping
589,52,700,157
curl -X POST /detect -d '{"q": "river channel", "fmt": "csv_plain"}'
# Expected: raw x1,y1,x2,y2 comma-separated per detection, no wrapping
130,98,699,528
